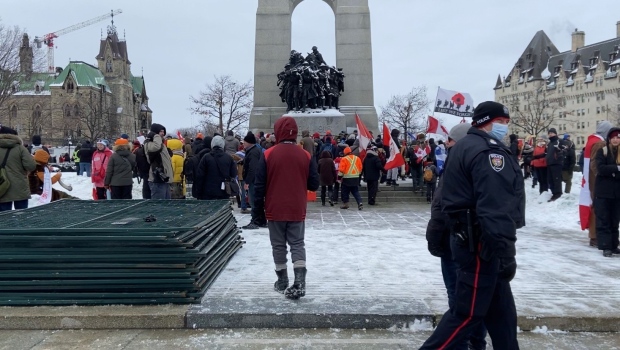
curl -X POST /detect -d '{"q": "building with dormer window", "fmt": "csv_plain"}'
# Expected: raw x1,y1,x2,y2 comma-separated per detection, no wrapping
0,25,151,146
495,21,620,147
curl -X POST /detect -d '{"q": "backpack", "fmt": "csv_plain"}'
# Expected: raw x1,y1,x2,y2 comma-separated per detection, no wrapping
182,155,195,183
320,143,333,157
423,166,434,183
0,148,12,197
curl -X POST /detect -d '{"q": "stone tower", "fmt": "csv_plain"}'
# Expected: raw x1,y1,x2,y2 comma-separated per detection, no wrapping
19,33,33,75
95,25,134,136
250,0,379,133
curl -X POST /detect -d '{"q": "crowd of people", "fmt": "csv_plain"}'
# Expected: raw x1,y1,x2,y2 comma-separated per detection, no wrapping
2,99,620,347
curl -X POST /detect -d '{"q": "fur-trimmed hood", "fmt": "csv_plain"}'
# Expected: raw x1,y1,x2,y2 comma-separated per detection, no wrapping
0,134,23,149
113,143,131,155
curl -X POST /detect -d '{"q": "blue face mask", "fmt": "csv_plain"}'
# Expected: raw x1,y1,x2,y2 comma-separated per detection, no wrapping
488,122,509,140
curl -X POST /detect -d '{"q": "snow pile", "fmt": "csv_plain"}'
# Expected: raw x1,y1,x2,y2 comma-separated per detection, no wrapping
531,325,568,334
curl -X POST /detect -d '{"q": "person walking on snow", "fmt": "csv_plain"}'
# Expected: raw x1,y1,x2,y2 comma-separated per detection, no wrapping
253,116,319,299
425,122,488,350
338,146,363,210
91,140,113,200
317,150,336,206
546,128,564,202
104,138,137,199
420,101,524,350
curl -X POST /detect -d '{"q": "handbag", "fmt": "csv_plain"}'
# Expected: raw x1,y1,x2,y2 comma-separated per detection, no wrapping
0,148,12,197
215,156,239,196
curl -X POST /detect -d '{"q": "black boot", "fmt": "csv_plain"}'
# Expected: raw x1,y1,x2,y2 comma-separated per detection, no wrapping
285,267,307,299
274,269,289,294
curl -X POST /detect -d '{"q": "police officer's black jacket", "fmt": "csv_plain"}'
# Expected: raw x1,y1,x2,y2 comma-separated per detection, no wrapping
441,127,525,260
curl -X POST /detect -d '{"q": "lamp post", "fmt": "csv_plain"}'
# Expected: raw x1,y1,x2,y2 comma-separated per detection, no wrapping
67,135,72,164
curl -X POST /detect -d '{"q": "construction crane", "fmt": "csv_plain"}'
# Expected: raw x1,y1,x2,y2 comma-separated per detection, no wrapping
33,9,123,73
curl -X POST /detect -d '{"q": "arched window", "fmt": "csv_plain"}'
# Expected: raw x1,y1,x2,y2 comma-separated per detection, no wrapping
106,58,113,73
64,105,72,118
32,106,42,136
73,105,80,118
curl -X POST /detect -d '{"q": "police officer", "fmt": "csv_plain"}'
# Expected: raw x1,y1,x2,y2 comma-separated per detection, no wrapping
420,101,525,350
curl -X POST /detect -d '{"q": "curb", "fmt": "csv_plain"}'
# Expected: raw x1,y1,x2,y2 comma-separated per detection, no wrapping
0,305,617,332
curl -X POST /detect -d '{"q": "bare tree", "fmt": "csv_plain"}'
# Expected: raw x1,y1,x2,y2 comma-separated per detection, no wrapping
508,82,569,136
380,86,430,141
190,75,253,134
0,21,45,114
0,23,24,112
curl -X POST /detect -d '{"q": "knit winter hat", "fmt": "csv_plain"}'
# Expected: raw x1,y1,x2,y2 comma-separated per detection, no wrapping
0,125,17,135
211,135,225,149
596,121,613,137
471,101,510,127
120,133,129,140
243,132,257,144
313,132,320,139
343,146,352,155
115,138,129,146
448,123,470,142
33,149,50,164
548,128,557,135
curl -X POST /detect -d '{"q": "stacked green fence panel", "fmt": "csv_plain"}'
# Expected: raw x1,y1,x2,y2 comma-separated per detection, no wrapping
0,200,244,305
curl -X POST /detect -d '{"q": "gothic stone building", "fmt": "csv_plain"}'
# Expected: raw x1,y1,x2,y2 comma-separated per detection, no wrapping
494,21,620,147
0,28,152,146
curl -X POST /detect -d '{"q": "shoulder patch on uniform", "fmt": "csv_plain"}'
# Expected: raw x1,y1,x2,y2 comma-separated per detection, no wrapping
489,154,504,172
489,139,497,145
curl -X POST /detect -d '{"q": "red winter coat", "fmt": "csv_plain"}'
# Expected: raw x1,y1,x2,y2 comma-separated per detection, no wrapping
91,148,113,187
254,117,319,221
531,145,547,168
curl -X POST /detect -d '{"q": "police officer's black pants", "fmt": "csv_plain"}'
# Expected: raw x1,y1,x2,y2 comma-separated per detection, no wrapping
420,235,519,350
547,164,562,196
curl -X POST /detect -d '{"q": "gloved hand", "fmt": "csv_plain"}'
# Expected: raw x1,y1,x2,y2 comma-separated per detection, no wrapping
498,257,517,281
146,131,156,141
427,243,446,258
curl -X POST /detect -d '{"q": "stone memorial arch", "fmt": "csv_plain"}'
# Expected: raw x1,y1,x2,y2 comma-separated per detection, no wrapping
249,0,379,134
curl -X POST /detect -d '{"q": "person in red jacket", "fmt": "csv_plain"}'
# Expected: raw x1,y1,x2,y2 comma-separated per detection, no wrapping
253,116,319,299
531,135,548,194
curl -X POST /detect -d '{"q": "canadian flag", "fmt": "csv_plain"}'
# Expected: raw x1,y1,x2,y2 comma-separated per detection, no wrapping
383,123,406,170
579,134,604,230
426,116,450,140
177,130,184,143
355,113,373,162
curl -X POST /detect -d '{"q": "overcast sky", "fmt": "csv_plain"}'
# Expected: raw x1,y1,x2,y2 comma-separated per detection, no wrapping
2,0,619,131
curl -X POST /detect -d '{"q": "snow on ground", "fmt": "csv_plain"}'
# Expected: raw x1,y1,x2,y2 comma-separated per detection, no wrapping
22,171,620,318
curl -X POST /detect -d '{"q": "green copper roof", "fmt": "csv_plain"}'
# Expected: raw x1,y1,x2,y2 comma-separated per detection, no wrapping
49,61,111,93
12,72,56,95
131,74,144,95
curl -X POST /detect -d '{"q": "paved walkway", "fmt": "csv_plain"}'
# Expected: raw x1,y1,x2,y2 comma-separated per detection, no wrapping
2,328,619,349
193,200,620,331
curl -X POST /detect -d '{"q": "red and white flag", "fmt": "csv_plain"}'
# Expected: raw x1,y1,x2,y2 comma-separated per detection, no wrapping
426,116,450,140
383,123,405,170
579,134,604,230
355,113,373,161
177,130,184,143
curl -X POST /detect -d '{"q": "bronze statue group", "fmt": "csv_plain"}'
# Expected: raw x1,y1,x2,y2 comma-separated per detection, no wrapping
277,46,345,112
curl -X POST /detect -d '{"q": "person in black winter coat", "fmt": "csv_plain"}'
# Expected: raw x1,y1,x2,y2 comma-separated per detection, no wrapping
317,150,337,206
546,128,564,201
509,134,519,163
78,140,94,176
190,136,212,199
194,136,236,200
561,134,576,193
593,127,620,257
361,146,384,205
192,134,206,155
424,122,487,349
